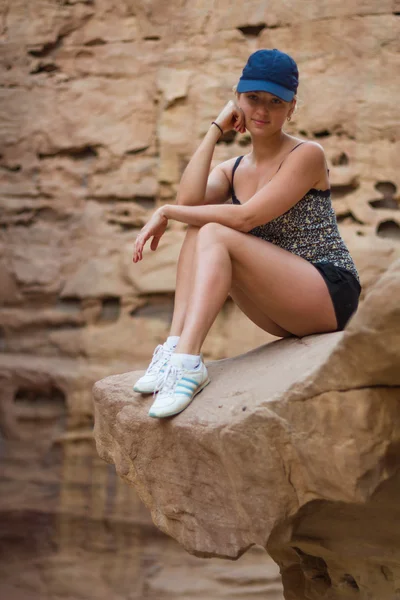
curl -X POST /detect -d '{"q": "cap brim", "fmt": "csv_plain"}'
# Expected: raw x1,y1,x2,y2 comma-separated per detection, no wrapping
236,79,295,102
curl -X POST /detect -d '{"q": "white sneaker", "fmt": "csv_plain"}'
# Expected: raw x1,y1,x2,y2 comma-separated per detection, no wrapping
133,344,174,394
148,356,210,418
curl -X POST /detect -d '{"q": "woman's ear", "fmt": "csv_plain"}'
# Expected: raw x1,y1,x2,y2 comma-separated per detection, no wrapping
287,98,296,119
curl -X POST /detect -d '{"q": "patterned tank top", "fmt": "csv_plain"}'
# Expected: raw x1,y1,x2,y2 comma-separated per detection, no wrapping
230,144,360,281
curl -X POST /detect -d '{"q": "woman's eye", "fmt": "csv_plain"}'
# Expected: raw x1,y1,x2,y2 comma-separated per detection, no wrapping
271,98,282,104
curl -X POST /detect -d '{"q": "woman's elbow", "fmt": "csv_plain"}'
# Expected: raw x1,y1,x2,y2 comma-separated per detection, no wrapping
176,194,201,206
238,212,256,233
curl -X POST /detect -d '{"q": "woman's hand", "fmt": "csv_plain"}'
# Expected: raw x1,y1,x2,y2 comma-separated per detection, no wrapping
214,100,246,135
133,208,168,263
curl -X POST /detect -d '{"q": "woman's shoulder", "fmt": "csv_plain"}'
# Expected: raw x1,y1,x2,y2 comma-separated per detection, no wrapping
217,155,246,178
286,139,327,171
284,139,328,191
292,138,326,158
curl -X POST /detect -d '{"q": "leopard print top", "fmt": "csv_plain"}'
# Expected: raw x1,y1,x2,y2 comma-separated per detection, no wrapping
231,155,360,281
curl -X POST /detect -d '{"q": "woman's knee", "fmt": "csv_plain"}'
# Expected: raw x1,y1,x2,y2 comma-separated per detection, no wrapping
185,225,201,236
196,222,229,249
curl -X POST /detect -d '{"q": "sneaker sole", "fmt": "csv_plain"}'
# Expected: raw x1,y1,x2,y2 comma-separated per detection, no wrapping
148,377,211,418
133,385,154,394
133,368,167,394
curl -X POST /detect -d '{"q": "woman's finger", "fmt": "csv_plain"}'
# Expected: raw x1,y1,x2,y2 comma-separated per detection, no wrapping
134,235,142,262
133,239,137,262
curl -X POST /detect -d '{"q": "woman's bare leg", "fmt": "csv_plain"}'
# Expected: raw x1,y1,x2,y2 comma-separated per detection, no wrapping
169,226,199,336
169,225,287,340
175,223,338,355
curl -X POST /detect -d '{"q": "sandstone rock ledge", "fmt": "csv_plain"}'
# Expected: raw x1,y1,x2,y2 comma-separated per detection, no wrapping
94,261,400,600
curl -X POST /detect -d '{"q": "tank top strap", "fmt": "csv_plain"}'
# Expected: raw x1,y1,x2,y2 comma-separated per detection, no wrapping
230,155,244,204
231,155,244,188
276,142,306,174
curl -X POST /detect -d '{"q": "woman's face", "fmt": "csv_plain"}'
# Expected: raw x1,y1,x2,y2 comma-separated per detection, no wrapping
237,91,295,136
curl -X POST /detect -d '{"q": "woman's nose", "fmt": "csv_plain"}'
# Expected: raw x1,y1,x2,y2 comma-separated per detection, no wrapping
255,103,269,116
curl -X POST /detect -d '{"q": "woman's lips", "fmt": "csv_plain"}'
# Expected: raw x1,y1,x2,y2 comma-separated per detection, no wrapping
252,119,270,125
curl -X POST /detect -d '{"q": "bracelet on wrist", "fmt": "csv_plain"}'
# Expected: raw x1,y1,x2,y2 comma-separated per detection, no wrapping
211,121,223,138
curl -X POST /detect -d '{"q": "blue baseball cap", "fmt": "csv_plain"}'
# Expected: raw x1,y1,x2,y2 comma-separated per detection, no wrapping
237,49,299,102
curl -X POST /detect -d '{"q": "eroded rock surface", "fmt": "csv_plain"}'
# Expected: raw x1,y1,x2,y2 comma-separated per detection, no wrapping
1,1,400,599
94,261,400,599
1,1,400,368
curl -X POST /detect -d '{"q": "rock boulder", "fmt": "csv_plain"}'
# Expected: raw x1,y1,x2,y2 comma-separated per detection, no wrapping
94,260,400,599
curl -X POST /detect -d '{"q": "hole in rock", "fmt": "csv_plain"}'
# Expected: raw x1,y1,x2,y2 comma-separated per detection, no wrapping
36,207,71,224
331,152,349,166
134,196,157,210
76,49,94,60
125,146,149,155
336,212,362,225
299,130,309,137
292,547,331,585
331,183,359,199
56,298,82,314
217,130,237,145
143,36,160,41
66,146,98,160
237,24,266,37
369,181,398,209
375,181,397,197
238,135,252,147
2,163,21,172
85,38,107,46
381,565,393,581
376,220,400,240
131,297,174,323
342,574,359,589
313,129,331,138
14,385,67,441
99,297,121,322
356,230,365,236
38,146,98,161
31,62,59,74
28,36,63,58
369,198,398,209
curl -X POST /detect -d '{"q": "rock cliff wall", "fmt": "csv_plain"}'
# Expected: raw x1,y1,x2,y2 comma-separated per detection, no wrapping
0,1,399,598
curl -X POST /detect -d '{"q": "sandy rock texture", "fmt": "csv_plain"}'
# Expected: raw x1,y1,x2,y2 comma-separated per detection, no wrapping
94,261,400,599
1,0,400,369
1,1,400,599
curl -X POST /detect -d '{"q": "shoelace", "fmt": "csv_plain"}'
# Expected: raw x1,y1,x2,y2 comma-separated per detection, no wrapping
147,344,172,374
154,363,183,397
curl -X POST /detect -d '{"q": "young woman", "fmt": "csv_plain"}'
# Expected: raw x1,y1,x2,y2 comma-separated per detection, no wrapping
132,49,361,418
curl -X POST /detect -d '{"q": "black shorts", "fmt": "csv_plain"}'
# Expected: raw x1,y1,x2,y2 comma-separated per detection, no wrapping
312,262,361,331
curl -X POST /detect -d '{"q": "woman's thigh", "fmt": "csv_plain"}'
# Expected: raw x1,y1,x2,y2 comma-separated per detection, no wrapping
229,284,293,338
202,223,338,337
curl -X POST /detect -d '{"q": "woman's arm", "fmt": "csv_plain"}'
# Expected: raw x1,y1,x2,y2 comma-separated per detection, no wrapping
161,202,247,231
162,143,327,231
176,125,222,206
176,101,246,206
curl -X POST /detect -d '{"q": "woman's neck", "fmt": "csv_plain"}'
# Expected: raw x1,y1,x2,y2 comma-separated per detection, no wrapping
249,130,291,165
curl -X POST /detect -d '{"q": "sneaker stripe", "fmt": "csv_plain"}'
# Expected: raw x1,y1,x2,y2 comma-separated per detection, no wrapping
182,376,200,385
177,382,197,391
176,383,196,392
175,390,193,397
